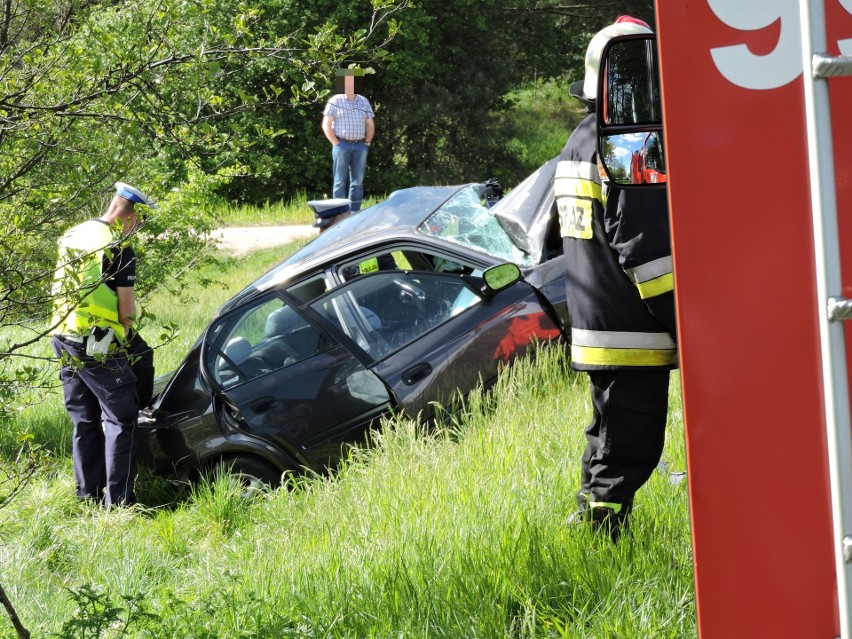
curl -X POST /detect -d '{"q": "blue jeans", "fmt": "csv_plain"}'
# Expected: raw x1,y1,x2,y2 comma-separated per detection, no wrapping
332,141,369,211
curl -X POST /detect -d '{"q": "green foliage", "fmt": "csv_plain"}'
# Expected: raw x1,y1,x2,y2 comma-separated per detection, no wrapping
194,0,408,203
0,0,407,427
221,0,657,203
357,0,657,193
132,165,226,301
500,78,587,169
53,584,158,639
367,0,567,189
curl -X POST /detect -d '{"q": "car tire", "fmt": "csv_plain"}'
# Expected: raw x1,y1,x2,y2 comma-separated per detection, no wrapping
209,455,283,496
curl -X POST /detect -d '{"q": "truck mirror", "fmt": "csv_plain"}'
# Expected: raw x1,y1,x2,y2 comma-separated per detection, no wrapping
601,35,661,126
601,131,667,185
596,34,665,187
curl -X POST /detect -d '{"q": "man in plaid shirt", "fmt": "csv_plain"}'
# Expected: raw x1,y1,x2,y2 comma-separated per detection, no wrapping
321,69,376,212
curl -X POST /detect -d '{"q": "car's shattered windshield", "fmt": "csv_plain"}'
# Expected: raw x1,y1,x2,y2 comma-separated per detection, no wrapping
418,185,533,266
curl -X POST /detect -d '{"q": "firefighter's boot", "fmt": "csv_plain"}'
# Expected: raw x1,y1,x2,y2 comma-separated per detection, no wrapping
570,492,633,542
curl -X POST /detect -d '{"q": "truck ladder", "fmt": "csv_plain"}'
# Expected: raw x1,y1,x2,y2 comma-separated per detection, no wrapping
800,3,852,638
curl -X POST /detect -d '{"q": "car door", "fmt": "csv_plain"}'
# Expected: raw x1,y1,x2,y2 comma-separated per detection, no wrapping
308,270,564,421
200,292,392,471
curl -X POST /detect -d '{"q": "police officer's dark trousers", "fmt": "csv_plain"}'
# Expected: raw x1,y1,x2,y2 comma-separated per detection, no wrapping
52,336,139,506
580,368,670,506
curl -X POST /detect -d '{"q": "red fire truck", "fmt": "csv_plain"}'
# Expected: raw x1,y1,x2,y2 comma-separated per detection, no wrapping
630,131,667,184
597,3,852,637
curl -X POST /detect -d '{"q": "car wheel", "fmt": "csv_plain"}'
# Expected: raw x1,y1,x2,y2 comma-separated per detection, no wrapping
209,455,283,496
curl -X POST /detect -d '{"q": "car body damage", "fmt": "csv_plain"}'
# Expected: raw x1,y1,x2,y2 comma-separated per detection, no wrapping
139,171,570,484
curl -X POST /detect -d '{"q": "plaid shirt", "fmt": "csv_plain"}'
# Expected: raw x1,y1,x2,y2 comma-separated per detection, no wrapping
323,94,375,140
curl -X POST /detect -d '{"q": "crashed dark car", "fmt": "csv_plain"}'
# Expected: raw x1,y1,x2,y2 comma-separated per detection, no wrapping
139,160,566,485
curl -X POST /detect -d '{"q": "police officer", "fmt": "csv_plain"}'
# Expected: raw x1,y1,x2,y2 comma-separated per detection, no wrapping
556,17,678,540
50,182,156,506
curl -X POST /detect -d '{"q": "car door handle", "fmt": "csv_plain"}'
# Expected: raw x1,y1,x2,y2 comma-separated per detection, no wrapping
249,397,279,413
401,362,432,385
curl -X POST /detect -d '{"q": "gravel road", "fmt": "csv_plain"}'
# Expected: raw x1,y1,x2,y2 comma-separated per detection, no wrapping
211,225,318,256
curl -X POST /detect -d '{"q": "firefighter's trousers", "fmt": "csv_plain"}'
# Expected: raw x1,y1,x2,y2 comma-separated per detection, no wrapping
580,368,671,507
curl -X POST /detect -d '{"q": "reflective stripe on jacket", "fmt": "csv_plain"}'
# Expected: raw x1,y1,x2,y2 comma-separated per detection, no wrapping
51,219,126,341
571,328,677,368
624,255,674,300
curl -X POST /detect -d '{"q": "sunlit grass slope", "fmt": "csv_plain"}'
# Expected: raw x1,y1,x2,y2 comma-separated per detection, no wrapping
1,243,693,638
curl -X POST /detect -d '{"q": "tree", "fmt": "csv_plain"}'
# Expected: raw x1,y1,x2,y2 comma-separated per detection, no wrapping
216,0,569,200
363,0,569,191
0,1,405,632
363,0,657,191
0,0,406,418
216,0,657,203
212,0,403,202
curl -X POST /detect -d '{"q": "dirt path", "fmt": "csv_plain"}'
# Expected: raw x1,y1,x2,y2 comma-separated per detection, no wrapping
212,225,317,256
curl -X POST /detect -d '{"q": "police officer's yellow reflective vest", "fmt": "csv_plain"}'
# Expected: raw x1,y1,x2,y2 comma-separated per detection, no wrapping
50,220,127,342
358,257,380,274
358,252,409,274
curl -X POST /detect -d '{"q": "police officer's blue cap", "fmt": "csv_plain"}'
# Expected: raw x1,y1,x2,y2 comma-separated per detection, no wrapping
115,182,157,209
307,198,350,219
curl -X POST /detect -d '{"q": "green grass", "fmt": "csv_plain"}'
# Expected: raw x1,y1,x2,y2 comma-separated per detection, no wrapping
214,193,383,227
214,194,315,227
0,243,695,638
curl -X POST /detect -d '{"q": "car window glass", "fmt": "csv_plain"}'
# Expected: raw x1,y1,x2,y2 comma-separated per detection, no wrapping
310,272,482,361
206,297,327,389
339,252,404,281
310,292,376,354
418,184,533,267
430,254,478,276
338,248,483,282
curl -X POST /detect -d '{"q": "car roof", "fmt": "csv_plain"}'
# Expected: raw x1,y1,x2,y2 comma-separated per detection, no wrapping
221,185,465,312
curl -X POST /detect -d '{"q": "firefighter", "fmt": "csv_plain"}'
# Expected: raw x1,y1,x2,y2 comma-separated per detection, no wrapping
556,16,678,540
50,182,156,506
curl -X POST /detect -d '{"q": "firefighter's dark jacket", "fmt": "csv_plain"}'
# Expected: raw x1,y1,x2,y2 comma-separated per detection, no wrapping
555,113,677,371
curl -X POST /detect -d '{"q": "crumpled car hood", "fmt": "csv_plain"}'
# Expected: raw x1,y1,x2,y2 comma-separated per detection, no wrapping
492,157,558,263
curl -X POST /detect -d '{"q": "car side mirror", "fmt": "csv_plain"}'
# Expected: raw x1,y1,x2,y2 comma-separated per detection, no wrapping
596,34,665,187
481,263,521,295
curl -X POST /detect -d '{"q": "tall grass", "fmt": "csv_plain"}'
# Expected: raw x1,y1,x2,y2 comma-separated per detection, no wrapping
0,244,694,638
214,195,315,227
213,194,382,228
